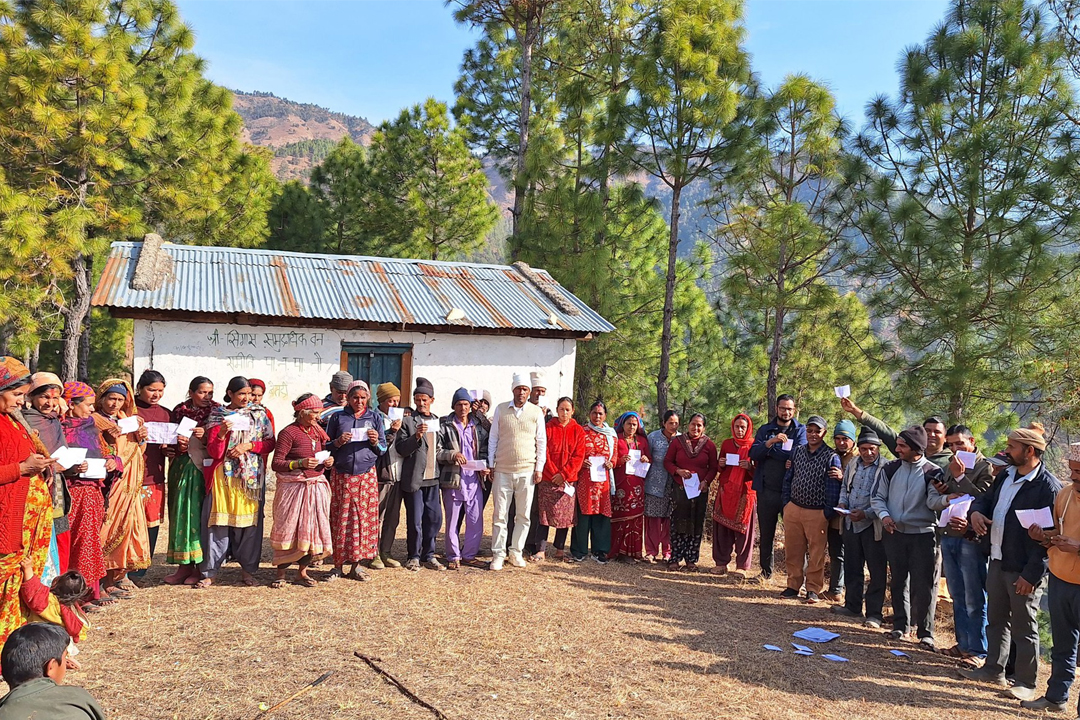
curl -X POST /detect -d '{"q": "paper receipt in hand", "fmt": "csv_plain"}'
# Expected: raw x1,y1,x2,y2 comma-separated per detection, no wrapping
588,456,608,482
117,416,141,434
314,450,331,463
176,416,198,438
387,407,405,422
224,414,251,432
725,453,741,467
683,473,701,499
1015,506,1055,529
80,458,107,479
50,447,87,470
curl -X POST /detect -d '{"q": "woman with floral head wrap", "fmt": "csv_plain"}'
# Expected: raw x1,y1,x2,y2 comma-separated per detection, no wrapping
162,376,218,586
0,357,55,645
269,393,335,587
609,411,650,562
94,378,151,595
197,376,275,589
61,382,118,608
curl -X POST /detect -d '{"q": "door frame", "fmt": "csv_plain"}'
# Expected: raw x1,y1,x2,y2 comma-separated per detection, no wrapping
339,342,413,398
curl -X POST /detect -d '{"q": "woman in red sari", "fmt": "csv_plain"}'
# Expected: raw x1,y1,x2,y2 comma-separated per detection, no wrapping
609,412,649,562
0,357,54,646
712,413,756,577
535,397,586,562
570,401,617,562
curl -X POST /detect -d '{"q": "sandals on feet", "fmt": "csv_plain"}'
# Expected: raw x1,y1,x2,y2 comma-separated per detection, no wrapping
295,576,317,587
193,578,213,589
346,568,372,582
271,578,288,589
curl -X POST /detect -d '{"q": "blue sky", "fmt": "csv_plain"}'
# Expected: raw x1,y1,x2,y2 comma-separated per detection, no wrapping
175,0,950,125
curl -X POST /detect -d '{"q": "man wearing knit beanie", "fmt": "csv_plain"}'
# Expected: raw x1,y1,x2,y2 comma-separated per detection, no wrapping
372,383,406,569
324,371,353,409
825,419,859,603
396,378,444,571
960,424,1060,700
871,425,944,649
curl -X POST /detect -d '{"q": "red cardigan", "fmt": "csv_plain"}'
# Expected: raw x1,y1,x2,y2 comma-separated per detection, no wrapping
542,419,586,484
0,415,33,554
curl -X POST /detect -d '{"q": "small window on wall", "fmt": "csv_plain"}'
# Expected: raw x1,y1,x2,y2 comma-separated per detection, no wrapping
341,343,412,393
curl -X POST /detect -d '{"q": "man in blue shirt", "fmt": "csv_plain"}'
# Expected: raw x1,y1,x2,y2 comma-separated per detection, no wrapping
749,393,806,582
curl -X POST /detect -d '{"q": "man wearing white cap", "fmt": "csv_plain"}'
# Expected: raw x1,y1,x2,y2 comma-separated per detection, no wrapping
487,372,547,570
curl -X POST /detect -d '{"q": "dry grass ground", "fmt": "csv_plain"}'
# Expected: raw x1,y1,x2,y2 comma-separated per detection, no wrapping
63,497,1056,720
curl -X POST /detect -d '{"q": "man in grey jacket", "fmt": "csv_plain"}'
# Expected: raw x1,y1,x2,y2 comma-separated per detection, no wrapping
834,428,888,627
871,425,945,648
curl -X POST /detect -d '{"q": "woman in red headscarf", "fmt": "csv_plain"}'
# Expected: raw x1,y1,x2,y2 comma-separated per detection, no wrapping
711,413,756,576
0,357,54,645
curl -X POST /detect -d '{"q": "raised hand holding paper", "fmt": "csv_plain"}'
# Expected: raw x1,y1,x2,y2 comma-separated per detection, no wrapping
224,414,251,432
145,422,179,445
725,453,741,467
117,416,140,434
834,385,851,398
782,439,794,451
955,450,978,468
176,416,198,438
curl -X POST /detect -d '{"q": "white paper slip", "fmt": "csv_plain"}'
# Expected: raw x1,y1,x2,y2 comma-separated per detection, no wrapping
833,507,851,515
462,459,488,472
939,496,973,528
117,416,140,434
588,456,608,483
834,385,851,398
725,453,741,467
1016,506,1055,529
80,458,107,479
314,450,331,463
625,449,643,476
955,450,978,468
536,395,549,408
822,654,849,663
145,422,178,445
684,473,701,499
470,389,481,401
224,414,251,432
383,418,392,431
635,462,651,478
794,650,814,656
50,447,87,470
949,493,975,505
782,439,793,451
203,459,214,467
763,644,783,652
563,483,576,497
388,407,405,422
176,416,198,438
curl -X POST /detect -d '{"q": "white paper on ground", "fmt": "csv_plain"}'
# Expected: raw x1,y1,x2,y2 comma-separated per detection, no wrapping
388,407,405,421
80,458,107,479
822,654,850,662
462,459,488,472
176,416,198,438
763,644,783,652
1016,506,1055,529
563,483,576,497
224,414,251,432
791,643,814,654
50,447,87,470
793,627,840,643
955,450,978,468
145,422,178,445
782,439,794,451
588,456,608,483
834,385,851,398
725,453,741,467
684,473,701,499
117,416,140,434
314,450,331,463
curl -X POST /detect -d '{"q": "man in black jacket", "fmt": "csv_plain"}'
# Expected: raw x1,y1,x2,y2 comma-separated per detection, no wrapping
396,378,445,572
749,394,806,581
956,425,1060,700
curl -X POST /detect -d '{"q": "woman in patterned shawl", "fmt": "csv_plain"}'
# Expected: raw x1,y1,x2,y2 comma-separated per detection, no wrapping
0,357,53,646
94,378,151,595
197,376,275,588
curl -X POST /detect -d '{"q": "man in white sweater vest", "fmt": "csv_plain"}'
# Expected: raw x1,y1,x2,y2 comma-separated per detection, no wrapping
488,373,547,570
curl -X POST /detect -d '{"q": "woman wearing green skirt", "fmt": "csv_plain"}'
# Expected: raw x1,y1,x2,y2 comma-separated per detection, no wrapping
163,377,218,585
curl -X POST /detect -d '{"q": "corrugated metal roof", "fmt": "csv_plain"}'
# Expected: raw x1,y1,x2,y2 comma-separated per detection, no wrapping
91,242,614,335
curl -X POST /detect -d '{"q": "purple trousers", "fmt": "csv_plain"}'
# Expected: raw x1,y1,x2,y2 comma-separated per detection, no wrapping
443,486,484,561
712,519,755,571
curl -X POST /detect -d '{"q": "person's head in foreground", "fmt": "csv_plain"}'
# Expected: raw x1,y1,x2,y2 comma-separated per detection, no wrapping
1,622,70,688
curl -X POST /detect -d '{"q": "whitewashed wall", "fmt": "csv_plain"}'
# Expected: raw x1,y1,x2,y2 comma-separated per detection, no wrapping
131,319,578,422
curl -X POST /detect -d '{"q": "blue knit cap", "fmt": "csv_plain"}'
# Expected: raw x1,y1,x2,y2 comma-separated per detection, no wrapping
833,419,857,442
452,387,472,407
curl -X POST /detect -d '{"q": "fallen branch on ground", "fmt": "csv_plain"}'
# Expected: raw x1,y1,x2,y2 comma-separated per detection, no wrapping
248,671,334,719
354,651,451,720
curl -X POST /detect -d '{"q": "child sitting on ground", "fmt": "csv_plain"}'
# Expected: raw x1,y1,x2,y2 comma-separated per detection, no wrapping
19,557,90,644
0,622,105,719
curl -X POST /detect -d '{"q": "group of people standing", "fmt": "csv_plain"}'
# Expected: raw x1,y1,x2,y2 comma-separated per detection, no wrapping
6,355,1080,717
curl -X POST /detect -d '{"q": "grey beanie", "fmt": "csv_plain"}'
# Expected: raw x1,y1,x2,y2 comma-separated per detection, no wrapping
330,371,353,392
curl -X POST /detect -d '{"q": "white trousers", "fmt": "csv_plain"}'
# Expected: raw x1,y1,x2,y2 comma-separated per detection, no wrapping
491,471,535,559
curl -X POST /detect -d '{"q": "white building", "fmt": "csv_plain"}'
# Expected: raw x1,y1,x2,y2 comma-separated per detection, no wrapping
91,236,613,421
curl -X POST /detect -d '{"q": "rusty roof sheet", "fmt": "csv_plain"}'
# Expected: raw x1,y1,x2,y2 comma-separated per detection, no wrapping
91,242,614,335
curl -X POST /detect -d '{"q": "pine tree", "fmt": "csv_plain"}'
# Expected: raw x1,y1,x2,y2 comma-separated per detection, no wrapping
309,137,379,255
622,0,751,413
850,0,1080,422
268,180,328,253
368,99,498,260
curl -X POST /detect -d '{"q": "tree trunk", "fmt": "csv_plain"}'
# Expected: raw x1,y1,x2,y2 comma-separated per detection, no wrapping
510,15,535,245
656,183,682,414
0,324,12,357
766,304,785,418
61,253,93,382
29,342,39,373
